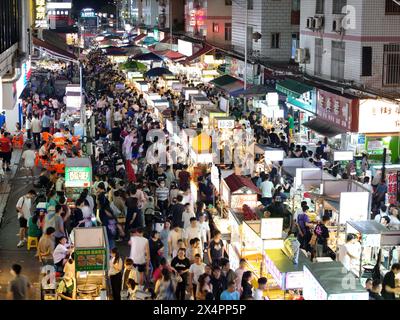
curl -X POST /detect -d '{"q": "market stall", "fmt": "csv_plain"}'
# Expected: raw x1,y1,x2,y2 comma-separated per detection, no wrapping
303,261,369,300
346,220,400,278
73,227,109,300
65,158,92,203
220,174,260,210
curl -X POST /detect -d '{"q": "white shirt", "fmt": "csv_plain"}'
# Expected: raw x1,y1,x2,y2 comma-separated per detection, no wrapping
253,288,265,300
363,183,373,193
114,111,122,122
168,229,183,254
184,226,202,243
53,244,68,264
22,150,36,168
198,221,210,244
16,196,32,220
260,180,274,198
182,210,195,230
108,257,123,276
338,242,361,274
374,211,389,223
31,118,41,133
189,262,206,285
129,236,148,265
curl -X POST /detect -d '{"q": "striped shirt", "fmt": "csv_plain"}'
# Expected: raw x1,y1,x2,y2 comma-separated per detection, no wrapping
156,187,169,201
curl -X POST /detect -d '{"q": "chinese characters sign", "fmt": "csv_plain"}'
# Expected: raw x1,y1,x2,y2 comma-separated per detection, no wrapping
316,89,358,131
189,9,205,26
264,253,284,288
303,266,328,300
35,0,47,28
358,99,400,133
387,172,399,205
65,167,91,188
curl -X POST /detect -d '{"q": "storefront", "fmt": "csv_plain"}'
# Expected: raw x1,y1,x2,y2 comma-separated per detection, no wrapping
1,58,32,132
276,79,316,142
65,158,92,203
358,98,400,164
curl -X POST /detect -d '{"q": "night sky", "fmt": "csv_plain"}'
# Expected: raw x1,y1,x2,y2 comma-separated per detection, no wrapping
72,0,109,11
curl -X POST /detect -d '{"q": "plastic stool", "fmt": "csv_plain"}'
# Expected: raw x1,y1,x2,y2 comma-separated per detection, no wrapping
27,236,39,251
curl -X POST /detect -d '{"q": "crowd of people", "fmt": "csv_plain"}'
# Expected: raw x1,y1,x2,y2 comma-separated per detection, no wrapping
5,46,399,301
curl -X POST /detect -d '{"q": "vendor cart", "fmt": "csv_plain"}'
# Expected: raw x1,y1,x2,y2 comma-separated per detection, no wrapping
65,158,92,203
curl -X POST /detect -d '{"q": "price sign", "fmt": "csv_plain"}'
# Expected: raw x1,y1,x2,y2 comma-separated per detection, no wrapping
65,167,91,188
217,119,235,129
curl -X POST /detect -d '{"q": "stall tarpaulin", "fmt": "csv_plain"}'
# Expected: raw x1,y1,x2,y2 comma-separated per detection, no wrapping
303,262,368,300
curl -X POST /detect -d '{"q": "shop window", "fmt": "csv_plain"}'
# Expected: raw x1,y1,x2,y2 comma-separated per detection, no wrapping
213,23,219,33
331,41,345,81
225,23,232,41
383,44,400,85
316,0,325,14
361,47,372,77
332,0,347,14
271,33,280,49
385,0,400,14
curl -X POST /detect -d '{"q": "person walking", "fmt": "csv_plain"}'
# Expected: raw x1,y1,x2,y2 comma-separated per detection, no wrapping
108,247,123,300
16,190,36,248
31,114,41,149
171,248,190,300
7,264,31,300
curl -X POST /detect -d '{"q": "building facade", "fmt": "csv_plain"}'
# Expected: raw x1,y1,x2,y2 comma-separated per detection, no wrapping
184,0,233,46
231,0,300,62
46,0,74,30
299,0,400,96
0,0,33,132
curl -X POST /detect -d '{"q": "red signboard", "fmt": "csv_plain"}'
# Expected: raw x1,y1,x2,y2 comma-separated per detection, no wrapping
387,172,399,205
316,89,359,132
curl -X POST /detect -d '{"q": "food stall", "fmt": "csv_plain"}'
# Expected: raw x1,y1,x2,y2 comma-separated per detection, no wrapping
303,262,369,300
65,158,92,203
346,220,400,279
182,87,199,101
73,227,109,300
313,180,372,253
133,80,149,93
220,174,260,210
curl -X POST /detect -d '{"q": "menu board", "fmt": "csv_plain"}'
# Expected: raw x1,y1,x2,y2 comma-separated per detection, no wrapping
285,271,304,290
75,248,107,271
303,266,328,300
65,167,91,188
260,218,283,240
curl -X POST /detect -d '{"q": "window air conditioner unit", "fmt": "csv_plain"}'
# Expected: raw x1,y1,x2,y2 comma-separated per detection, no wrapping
313,16,324,30
306,17,314,29
332,17,344,33
295,48,310,64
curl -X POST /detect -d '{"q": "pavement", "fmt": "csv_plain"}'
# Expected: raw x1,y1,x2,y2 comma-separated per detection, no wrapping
0,148,42,299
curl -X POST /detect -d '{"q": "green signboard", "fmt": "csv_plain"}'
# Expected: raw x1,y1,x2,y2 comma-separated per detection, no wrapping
75,248,107,271
65,167,91,188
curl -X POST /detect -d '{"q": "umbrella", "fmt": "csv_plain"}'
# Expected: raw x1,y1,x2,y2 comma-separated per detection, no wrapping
133,52,163,62
141,36,158,46
145,67,173,78
120,60,147,72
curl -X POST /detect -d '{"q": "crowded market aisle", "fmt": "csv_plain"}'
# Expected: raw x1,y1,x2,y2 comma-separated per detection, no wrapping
0,152,42,299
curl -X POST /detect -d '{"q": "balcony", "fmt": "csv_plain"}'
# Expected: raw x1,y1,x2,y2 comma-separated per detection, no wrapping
291,10,300,25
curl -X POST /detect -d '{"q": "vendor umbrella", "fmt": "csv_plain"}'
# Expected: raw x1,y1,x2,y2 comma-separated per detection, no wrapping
141,36,158,46
145,67,173,78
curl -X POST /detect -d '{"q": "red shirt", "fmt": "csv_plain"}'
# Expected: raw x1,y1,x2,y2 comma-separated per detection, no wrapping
0,137,12,152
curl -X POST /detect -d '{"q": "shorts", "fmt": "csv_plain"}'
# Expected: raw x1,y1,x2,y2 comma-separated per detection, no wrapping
133,263,146,273
19,217,28,228
3,152,11,164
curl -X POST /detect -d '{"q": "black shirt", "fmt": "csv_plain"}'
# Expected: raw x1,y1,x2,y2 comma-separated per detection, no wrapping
211,275,227,300
315,223,329,245
382,271,396,300
170,203,185,228
171,256,190,279
241,281,253,299
149,238,164,269
209,239,224,261
369,291,384,300
111,127,121,142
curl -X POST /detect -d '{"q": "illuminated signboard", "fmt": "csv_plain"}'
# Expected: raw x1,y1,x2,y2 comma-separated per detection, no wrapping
358,99,400,133
303,266,328,300
264,253,284,288
35,0,47,27
65,167,91,188
189,9,205,26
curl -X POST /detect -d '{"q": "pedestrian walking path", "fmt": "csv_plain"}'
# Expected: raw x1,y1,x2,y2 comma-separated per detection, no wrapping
0,149,41,299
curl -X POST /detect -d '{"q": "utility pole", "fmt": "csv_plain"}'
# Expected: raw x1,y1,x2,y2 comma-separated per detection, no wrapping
244,0,248,113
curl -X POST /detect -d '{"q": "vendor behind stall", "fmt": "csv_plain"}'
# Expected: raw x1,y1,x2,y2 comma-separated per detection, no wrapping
57,272,76,300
